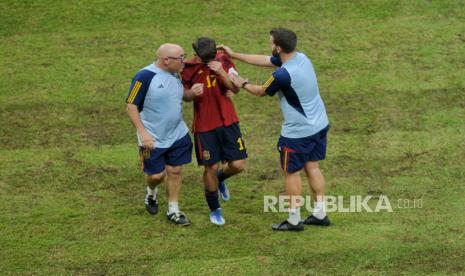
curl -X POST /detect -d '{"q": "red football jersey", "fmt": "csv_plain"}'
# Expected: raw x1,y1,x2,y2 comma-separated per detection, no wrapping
181,50,240,133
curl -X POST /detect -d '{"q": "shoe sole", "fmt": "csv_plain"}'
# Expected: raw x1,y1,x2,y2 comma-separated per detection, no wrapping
168,220,191,226
166,213,191,226
303,221,331,226
219,187,230,201
145,207,158,215
272,226,304,231
210,217,225,226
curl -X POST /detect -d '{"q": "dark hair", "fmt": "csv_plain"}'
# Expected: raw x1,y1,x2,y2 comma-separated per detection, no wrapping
269,28,297,53
192,37,217,62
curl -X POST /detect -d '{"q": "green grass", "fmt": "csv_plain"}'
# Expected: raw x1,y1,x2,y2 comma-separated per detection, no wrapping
1,0,464,274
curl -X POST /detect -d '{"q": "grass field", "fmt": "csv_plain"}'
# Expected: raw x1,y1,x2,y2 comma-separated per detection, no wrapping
1,0,464,274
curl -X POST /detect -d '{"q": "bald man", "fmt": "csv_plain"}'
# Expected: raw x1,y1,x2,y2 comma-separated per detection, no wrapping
126,43,203,226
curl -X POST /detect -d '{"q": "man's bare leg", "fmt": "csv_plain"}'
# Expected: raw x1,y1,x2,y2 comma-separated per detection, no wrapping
303,161,330,225
165,165,182,214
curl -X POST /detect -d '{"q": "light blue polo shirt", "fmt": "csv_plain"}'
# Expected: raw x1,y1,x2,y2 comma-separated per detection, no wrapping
125,64,188,148
264,53,329,138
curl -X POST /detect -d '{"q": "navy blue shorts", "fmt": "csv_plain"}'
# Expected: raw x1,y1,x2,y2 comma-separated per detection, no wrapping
194,123,248,165
278,125,329,173
139,133,193,175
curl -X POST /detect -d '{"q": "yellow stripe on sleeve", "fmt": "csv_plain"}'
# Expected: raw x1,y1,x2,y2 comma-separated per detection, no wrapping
128,81,142,103
127,81,140,103
262,76,275,91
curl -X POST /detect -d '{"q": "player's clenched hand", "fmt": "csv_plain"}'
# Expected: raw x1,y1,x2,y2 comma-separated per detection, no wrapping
139,130,154,150
225,90,235,98
190,83,204,97
231,74,247,88
207,61,225,74
217,45,234,56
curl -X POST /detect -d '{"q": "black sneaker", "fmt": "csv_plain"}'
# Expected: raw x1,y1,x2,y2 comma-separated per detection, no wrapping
145,194,158,215
167,211,191,226
303,215,331,226
272,220,304,231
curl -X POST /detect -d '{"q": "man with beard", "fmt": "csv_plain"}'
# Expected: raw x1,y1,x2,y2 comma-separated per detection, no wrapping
219,28,331,231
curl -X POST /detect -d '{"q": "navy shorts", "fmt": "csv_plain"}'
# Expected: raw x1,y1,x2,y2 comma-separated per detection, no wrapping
278,125,329,173
194,123,248,165
139,133,193,175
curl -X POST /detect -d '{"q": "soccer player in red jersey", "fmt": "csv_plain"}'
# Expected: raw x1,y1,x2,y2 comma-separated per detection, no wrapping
181,37,247,225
